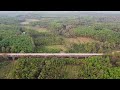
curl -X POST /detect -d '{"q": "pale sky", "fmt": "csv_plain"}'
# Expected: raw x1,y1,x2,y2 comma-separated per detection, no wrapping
0,11,120,14
0,11,120,16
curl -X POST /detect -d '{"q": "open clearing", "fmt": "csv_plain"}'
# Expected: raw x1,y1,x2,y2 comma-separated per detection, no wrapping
65,37,98,44
20,19,40,25
45,45,67,52
26,19,40,22
34,27,48,33
24,26,49,33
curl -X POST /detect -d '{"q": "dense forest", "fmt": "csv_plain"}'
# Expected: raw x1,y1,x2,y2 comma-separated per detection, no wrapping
0,11,120,79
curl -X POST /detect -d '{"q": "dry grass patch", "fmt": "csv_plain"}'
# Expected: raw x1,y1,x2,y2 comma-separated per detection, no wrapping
65,37,98,44
24,26,49,33
20,19,40,25
35,27,49,33
45,45,67,52
26,19,40,22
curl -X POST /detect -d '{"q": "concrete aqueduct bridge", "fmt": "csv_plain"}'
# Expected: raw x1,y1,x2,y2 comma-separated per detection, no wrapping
0,53,105,60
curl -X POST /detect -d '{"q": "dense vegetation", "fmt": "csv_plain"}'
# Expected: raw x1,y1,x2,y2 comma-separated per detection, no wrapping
0,13,120,79
0,17,20,25
0,55,119,79
1,15,119,53
0,24,35,53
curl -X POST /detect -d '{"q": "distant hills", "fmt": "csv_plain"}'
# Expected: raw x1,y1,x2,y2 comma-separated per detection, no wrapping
0,11,120,18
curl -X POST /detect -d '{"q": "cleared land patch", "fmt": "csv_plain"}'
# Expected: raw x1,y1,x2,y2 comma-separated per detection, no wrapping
45,45,67,52
34,27,48,33
24,26,49,33
20,19,40,25
65,37,98,44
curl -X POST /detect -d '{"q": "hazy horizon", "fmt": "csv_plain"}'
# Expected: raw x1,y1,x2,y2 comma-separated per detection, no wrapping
0,11,120,14
0,11,120,17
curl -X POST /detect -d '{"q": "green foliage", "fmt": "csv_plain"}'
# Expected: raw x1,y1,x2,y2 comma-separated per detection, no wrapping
29,20,52,28
7,58,46,79
4,56,120,79
74,26,120,51
1,47,6,53
8,35,35,52
34,35,64,46
0,25,35,53
35,46,62,53
0,17,20,25
0,60,12,79
74,26,120,43
67,42,115,53
24,28,64,53
0,14,120,79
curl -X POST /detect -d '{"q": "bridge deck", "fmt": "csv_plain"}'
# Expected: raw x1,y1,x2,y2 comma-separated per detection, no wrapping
0,53,104,58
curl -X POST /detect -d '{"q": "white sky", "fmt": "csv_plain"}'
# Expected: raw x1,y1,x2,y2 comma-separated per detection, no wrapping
0,11,120,14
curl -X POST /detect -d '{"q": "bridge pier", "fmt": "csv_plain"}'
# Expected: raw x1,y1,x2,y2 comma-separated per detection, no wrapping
12,56,15,61
11,56,18,61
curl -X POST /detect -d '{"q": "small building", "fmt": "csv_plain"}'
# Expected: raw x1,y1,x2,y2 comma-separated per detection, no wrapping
22,32,26,34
